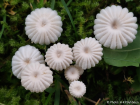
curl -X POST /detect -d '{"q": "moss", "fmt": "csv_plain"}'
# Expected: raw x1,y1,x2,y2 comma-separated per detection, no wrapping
0,0,140,104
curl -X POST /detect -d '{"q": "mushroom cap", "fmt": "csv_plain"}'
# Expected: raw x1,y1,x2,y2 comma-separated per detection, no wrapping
73,37,103,70
74,64,84,75
64,66,80,81
94,5,138,49
69,81,86,98
21,62,53,93
25,8,63,45
12,45,45,79
45,43,73,71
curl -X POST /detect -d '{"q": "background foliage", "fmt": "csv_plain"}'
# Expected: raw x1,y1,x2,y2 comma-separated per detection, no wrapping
0,0,140,105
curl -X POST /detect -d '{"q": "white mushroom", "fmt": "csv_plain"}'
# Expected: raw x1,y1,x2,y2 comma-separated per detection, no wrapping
12,45,44,79
21,62,53,93
64,66,80,82
25,8,63,45
94,5,138,49
74,65,84,75
69,81,86,98
73,37,103,70
45,43,73,71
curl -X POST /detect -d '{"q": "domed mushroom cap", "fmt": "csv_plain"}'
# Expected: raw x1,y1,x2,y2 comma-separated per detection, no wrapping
74,65,84,75
21,62,53,93
64,66,80,81
25,8,63,45
69,81,86,98
12,45,44,79
73,37,103,70
94,5,138,49
45,43,73,71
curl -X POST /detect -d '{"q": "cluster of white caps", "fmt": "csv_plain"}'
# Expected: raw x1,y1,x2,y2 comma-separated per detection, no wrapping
12,5,137,98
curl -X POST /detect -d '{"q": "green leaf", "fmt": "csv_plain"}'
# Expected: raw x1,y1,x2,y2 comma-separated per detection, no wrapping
61,0,78,40
50,0,55,10
45,87,55,93
67,0,73,6
0,15,6,39
54,80,60,105
103,29,140,67
45,92,54,105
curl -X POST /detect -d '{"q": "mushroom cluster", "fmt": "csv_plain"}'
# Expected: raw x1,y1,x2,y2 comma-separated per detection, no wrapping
11,4,138,98
12,45,45,79
12,45,53,93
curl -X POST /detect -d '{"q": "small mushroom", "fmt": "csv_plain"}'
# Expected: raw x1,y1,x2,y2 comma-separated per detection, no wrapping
69,81,86,98
64,66,80,82
74,64,84,75
45,43,73,71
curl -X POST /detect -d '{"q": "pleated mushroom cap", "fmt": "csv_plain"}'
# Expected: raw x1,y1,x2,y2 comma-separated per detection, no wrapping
74,65,84,75
94,5,138,49
25,8,63,45
64,66,80,81
45,43,73,71
12,45,45,79
73,37,103,69
21,62,53,93
69,81,86,98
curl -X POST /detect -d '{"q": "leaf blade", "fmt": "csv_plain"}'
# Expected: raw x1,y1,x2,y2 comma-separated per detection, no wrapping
54,75,68,90
50,0,55,10
67,0,73,6
45,92,54,105
54,80,60,105
45,87,55,93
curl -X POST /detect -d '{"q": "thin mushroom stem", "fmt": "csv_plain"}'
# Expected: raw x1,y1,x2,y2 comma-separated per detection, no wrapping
95,98,101,105
83,96,96,104
78,101,81,105
64,90,77,104
64,89,97,104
